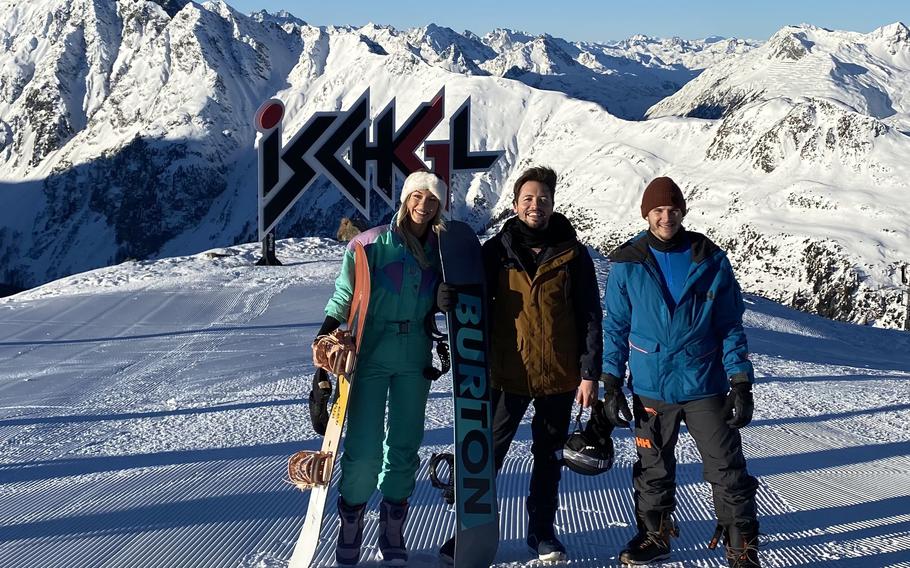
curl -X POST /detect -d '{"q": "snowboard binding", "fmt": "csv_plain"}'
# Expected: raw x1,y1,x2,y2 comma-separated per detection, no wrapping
423,312,451,381
429,452,456,505
312,329,356,375
287,450,335,489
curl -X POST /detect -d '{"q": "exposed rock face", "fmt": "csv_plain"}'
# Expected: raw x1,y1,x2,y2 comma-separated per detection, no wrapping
39,137,225,266
766,30,812,61
709,229,908,330
705,98,889,173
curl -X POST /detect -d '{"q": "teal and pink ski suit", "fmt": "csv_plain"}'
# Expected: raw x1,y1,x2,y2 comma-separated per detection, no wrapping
324,217,440,505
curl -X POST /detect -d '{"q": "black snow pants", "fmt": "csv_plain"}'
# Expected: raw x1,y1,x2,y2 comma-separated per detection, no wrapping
632,393,759,533
490,388,576,533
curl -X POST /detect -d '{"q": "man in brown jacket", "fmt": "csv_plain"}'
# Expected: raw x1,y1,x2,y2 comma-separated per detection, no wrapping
444,166,603,562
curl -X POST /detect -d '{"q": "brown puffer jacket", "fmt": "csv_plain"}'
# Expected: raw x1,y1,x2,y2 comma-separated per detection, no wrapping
482,214,603,397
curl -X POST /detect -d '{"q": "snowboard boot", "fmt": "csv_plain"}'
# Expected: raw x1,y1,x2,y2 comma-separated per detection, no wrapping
438,536,455,565
526,502,567,562
720,524,760,568
378,499,409,566
619,511,678,565
335,497,366,566
526,529,567,562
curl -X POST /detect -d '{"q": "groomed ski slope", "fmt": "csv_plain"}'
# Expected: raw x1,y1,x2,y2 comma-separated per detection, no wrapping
1,238,909,568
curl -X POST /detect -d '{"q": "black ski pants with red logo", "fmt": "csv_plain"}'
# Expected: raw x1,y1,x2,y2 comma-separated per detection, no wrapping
632,393,759,533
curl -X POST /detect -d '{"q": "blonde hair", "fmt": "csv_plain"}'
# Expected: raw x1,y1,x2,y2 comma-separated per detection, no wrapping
396,195,446,269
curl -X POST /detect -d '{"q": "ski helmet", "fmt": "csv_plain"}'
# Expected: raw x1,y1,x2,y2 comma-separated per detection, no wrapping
563,401,615,476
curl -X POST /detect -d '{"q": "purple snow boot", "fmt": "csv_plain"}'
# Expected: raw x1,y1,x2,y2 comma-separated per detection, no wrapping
335,497,366,566
378,499,409,566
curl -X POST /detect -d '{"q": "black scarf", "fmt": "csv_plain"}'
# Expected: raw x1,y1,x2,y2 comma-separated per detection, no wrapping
509,213,576,250
512,219,553,249
505,213,577,278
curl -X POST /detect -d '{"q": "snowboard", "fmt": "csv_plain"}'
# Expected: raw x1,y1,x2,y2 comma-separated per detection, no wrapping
438,220,499,567
288,240,371,568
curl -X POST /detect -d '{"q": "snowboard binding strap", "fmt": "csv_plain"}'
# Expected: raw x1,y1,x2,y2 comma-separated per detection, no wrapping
287,450,334,489
312,329,356,376
428,452,456,505
423,312,451,381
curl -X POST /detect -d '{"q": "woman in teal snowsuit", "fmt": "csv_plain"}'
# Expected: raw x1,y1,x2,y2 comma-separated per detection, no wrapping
312,171,446,566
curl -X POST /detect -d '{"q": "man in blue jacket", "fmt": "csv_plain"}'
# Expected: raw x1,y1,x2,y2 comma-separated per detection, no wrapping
601,177,760,567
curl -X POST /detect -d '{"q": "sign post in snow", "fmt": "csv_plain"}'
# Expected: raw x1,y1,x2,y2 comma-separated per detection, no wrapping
902,263,909,330
254,99,286,266
252,88,504,265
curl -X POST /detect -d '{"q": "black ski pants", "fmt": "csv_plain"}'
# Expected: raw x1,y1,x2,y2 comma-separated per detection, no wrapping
490,387,575,532
632,394,759,532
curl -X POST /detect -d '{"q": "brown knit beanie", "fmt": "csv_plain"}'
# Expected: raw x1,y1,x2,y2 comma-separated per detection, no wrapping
640,177,686,218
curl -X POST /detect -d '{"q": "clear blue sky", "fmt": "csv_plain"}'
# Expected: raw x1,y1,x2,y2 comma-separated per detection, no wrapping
227,0,907,42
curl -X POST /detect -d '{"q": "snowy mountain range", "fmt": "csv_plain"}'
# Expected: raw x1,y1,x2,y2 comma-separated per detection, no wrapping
648,23,910,132
0,0,908,329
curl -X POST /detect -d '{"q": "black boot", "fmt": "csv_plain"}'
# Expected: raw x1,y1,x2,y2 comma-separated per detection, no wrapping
378,499,409,566
723,524,760,568
438,536,455,565
335,497,366,566
619,511,677,565
526,501,567,562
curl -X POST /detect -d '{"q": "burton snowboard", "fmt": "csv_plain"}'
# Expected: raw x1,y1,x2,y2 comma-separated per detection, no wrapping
438,220,499,567
287,240,371,568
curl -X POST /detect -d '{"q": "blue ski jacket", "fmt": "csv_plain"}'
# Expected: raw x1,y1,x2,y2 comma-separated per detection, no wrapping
601,230,753,403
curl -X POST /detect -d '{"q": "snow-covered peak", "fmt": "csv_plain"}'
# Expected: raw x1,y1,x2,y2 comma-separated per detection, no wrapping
149,0,190,18
413,23,471,51
481,28,537,52
764,26,815,60
599,34,759,69
249,9,307,27
647,23,910,132
867,21,910,56
401,23,494,73
869,21,910,44
481,34,579,76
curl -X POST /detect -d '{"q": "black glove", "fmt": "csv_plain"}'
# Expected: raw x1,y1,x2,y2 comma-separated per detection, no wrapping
722,373,754,429
316,315,341,337
586,399,615,443
601,373,632,428
436,282,458,313
308,368,333,436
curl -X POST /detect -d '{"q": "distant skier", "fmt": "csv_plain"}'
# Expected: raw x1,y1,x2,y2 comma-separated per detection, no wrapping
600,176,760,567
309,171,447,566
437,166,604,563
